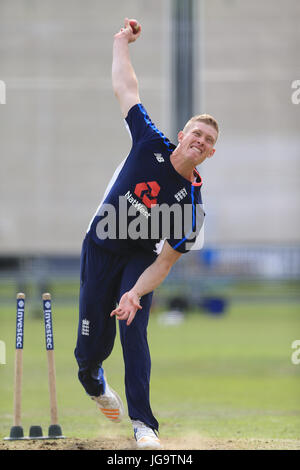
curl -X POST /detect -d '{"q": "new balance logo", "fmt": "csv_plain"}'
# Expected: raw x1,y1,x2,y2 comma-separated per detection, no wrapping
82,319,90,336
154,153,164,163
174,188,187,202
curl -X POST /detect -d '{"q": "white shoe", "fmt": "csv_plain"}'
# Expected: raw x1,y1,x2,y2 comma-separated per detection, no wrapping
132,420,162,449
91,369,124,423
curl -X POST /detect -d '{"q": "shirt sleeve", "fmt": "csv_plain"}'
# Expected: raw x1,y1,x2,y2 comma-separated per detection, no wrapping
125,103,162,144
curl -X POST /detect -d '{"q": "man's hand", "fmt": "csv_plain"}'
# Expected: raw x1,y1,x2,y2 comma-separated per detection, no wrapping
114,17,142,43
110,242,182,326
110,289,142,326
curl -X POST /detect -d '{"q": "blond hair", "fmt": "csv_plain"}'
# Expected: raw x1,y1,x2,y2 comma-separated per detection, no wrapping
183,114,219,138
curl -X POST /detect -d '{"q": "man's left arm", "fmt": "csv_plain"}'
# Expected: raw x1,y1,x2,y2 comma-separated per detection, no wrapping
110,242,182,325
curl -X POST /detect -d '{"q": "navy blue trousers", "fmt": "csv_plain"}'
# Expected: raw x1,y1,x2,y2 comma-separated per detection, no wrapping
74,233,159,431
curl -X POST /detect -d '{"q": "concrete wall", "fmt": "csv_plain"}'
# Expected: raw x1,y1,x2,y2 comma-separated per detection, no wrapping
0,0,170,255
200,0,300,245
0,0,299,255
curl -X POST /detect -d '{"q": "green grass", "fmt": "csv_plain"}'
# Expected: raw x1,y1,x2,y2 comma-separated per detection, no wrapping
0,298,299,441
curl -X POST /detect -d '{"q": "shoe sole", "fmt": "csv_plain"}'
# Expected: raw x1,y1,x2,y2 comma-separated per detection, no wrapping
136,439,162,450
98,386,125,423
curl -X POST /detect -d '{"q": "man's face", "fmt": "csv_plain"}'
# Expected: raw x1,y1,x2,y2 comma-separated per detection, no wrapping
177,122,217,165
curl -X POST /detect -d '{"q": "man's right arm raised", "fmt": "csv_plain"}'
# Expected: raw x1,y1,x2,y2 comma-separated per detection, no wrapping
112,18,142,118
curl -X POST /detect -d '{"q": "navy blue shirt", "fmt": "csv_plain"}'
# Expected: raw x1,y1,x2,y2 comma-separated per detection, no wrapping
88,104,205,256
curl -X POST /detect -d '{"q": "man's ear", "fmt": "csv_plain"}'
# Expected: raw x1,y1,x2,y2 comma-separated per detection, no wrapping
207,148,216,158
177,130,184,143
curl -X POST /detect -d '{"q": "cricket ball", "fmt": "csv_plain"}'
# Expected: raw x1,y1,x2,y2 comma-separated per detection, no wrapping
130,20,140,34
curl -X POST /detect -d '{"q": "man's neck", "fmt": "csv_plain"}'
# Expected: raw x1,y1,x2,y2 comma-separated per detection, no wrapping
170,148,195,183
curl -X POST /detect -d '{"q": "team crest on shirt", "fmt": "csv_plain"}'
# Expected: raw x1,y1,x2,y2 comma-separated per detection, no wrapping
81,319,90,336
134,181,161,208
174,187,188,202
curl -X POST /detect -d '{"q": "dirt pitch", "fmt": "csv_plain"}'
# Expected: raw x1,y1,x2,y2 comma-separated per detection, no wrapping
1,435,300,450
